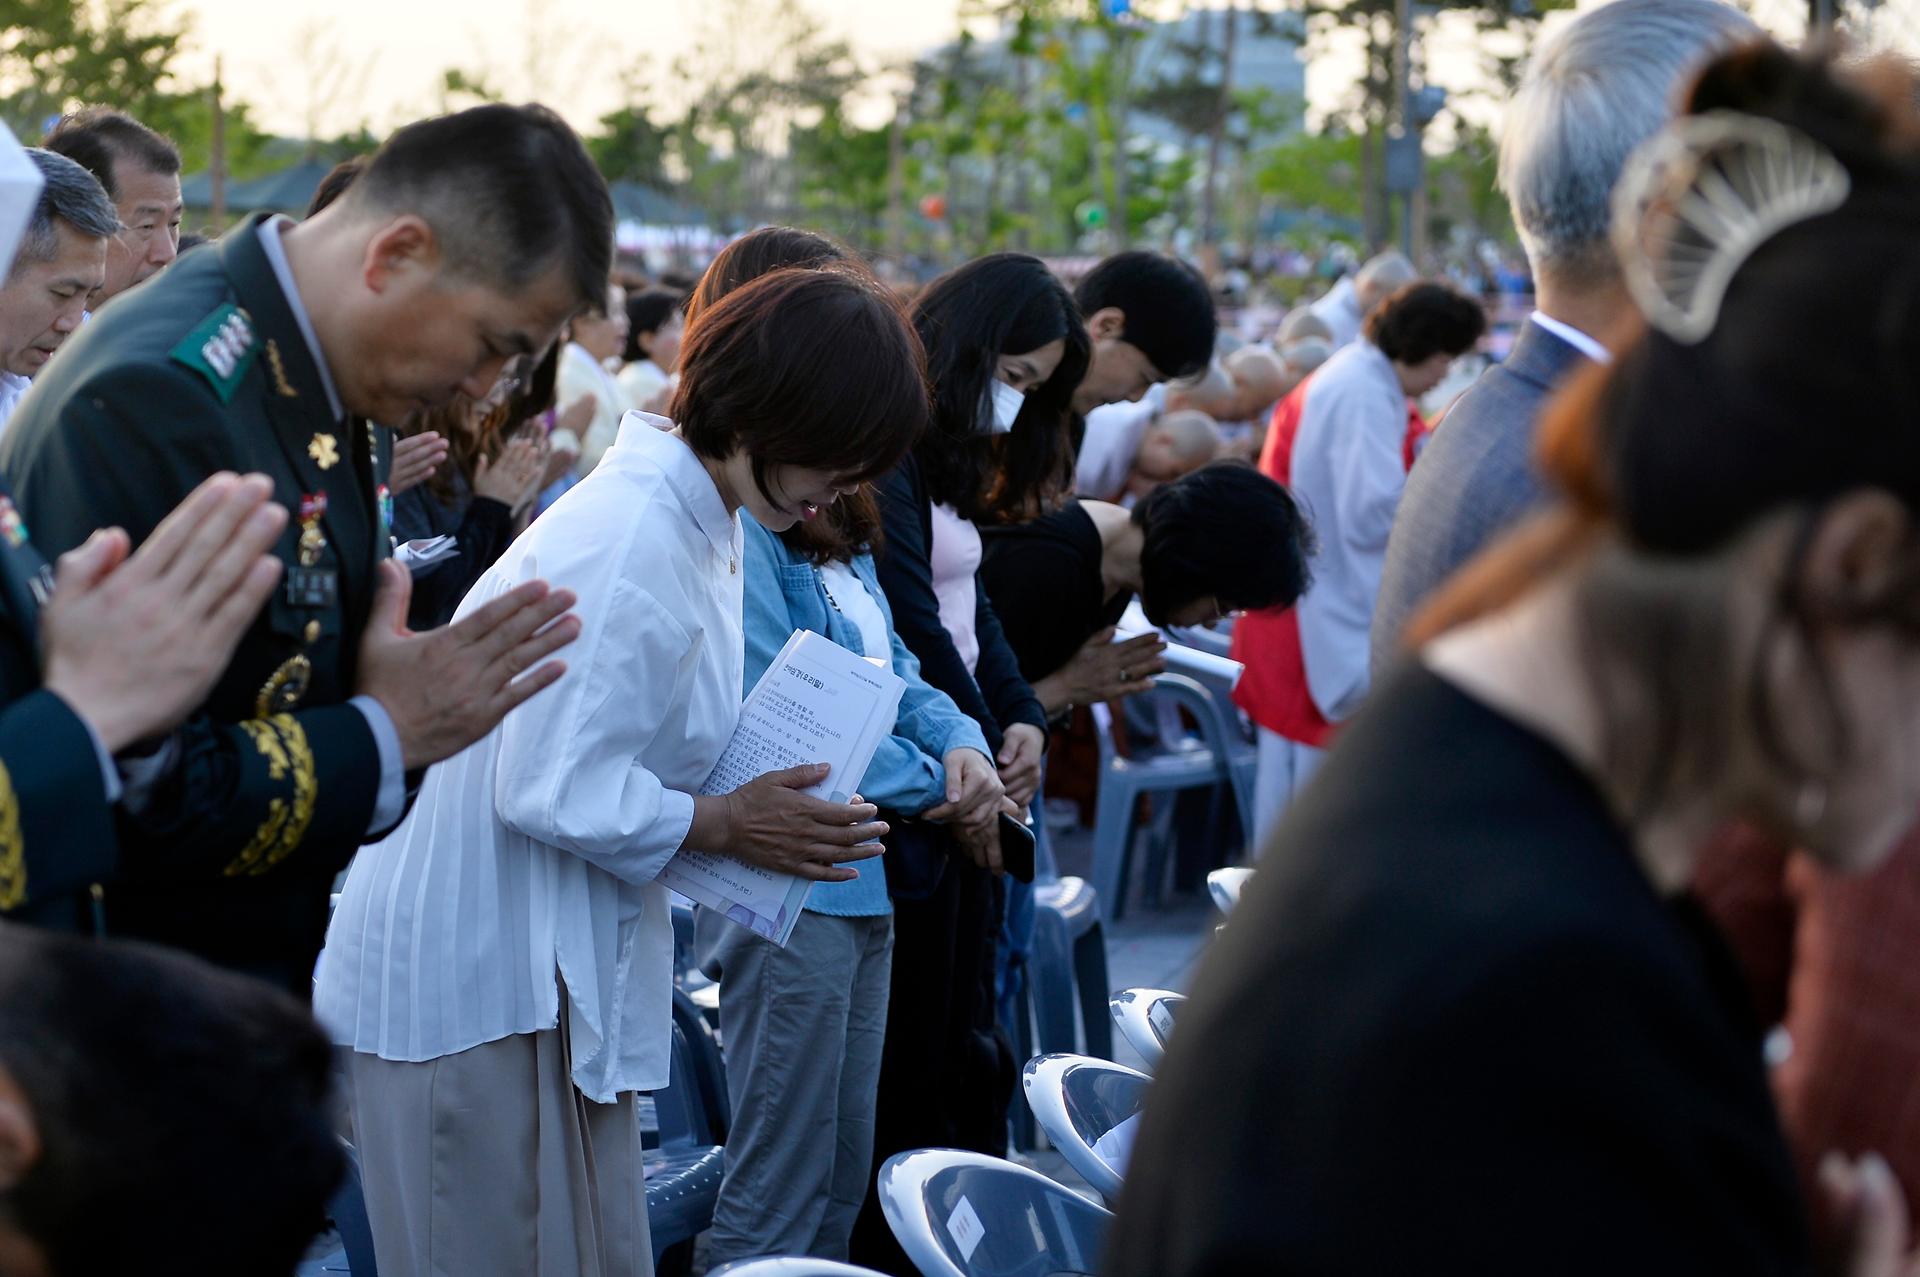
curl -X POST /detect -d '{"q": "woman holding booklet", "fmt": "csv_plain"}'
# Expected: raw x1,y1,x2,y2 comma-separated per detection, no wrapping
698,495,1011,1265
662,225,1004,1265
313,265,929,1277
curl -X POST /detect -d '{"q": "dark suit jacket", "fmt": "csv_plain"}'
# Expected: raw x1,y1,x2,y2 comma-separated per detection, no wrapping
0,476,118,931
1370,319,1588,672
1104,664,1812,1277
0,215,395,992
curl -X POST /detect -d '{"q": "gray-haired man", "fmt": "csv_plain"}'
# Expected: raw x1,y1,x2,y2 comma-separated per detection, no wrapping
1371,0,1757,670
0,149,116,431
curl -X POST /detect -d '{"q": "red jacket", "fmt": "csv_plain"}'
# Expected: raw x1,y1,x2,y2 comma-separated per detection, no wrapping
1231,378,1426,747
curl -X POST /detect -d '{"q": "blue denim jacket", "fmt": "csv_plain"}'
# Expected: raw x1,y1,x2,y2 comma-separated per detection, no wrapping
741,515,992,916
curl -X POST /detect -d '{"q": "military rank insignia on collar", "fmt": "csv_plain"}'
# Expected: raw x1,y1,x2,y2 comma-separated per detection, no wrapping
169,304,259,404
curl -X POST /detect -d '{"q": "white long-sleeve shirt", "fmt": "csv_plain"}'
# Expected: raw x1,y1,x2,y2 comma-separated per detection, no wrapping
315,413,745,1102
1289,340,1407,724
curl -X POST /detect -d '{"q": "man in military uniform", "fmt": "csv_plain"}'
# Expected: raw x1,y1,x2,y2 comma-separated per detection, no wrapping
0,102,609,993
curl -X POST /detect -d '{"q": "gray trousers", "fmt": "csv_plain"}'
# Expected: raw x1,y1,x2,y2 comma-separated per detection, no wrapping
696,907,894,1265
348,1025,653,1277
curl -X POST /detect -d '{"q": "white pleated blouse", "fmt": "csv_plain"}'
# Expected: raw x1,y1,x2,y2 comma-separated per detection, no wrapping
314,413,745,1102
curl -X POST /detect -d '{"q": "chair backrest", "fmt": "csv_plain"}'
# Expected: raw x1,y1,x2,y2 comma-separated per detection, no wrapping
664,985,729,1143
1108,988,1184,1068
1207,866,1253,915
1021,1054,1151,1204
708,1259,891,1277
878,1149,1112,1277
1142,673,1230,759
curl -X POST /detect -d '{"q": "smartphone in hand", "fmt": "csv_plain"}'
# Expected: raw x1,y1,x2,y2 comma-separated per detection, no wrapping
998,811,1037,883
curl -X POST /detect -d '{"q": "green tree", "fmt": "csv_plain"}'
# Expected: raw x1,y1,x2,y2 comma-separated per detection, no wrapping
590,96,670,187
0,0,185,135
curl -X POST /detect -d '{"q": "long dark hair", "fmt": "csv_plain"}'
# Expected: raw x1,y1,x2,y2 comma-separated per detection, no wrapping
910,253,1090,523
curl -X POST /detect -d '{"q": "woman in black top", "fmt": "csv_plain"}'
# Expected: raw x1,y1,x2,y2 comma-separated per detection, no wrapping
980,461,1311,717
850,254,1090,1275
1110,46,1920,1277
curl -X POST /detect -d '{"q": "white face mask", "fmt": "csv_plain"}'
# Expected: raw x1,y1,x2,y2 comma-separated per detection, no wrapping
981,377,1026,435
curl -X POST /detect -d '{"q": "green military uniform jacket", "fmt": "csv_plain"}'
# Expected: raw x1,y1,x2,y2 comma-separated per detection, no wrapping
0,478,119,929
0,214,399,992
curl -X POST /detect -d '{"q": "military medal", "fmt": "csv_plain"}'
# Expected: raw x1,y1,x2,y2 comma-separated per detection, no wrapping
377,483,393,544
308,432,340,470
297,492,327,567
0,498,27,549
286,493,338,610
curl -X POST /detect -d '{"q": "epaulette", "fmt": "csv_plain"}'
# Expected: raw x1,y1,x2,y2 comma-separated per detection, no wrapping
169,304,259,404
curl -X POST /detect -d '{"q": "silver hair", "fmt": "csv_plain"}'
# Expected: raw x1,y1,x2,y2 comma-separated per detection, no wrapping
11,148,119,280
1356,250,1417,294
1498,0,1758,284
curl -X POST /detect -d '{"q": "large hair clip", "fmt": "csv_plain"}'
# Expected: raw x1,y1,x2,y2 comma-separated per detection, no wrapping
1612,111,1851,344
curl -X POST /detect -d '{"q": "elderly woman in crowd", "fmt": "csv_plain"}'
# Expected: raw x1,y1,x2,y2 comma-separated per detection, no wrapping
1110,44,1920,1277
1230,281,1486,846
317,265,929,1277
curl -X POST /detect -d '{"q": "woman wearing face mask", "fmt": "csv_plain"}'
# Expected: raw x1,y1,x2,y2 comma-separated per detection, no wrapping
315,267,928,1277
848,252,1090,1274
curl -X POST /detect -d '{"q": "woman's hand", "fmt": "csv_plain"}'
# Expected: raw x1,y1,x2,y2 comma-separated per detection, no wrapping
921,748,1004,830
953,796,1024,874
689,763,889,883
474,433,547,508
390,430,448,496
997,722,1046,808
1033,626,1168,715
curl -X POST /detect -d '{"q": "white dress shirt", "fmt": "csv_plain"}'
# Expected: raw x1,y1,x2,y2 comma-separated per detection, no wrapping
1528,311,1613,365
1289,341,1407,723
316,413,746,1102
0,372,31,444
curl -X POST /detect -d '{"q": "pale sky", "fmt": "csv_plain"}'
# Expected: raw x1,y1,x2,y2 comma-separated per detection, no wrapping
167,0,1884,145
172,0,975,138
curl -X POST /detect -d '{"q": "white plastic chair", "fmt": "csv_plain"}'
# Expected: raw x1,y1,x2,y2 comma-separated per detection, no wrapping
877,1149,1111,1277
1107,987,1184,1069
1207,866,1253,915
1020,1053,1151,1205
708,1260,890,1277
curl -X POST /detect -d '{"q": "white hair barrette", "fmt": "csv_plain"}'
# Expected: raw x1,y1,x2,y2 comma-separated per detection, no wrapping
1611,111,1851,344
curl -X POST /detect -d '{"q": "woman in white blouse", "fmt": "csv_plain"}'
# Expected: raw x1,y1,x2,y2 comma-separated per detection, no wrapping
557,280,633,478
616,287,683,416
315,266,931,1277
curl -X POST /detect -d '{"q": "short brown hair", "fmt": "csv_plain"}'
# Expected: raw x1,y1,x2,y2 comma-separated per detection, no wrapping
684,226,850,330
674,266,927,501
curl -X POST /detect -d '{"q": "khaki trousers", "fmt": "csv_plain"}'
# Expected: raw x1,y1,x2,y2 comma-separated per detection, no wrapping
348,1025,653,1277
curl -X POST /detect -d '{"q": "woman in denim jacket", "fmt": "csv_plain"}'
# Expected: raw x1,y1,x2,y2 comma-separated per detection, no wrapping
695,494,1009,1265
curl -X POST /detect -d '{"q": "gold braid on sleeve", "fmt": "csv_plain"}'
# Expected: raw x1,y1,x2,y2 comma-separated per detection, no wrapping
0,761,22,909
221,716,317,877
